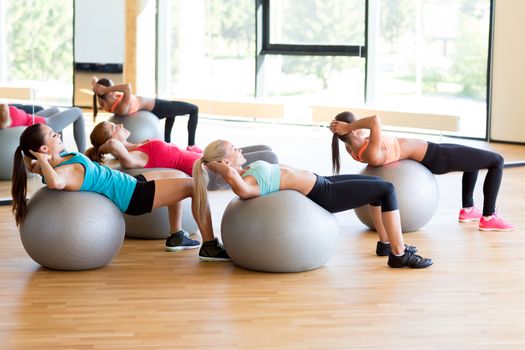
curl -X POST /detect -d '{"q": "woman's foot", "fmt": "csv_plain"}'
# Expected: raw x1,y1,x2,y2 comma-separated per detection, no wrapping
479,214,515,231
387,248,433,268
187,145,203,153
376,241,417,256
459,207,482,222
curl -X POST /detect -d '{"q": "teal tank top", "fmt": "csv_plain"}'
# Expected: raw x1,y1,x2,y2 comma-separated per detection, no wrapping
51,152,137,212
241,160,280,196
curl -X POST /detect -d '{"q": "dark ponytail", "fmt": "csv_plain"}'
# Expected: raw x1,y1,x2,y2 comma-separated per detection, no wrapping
84,146,105,164
92,78,113,122
331,134,341,175
331,111,357,175
92,93,98,122
11,124,46,226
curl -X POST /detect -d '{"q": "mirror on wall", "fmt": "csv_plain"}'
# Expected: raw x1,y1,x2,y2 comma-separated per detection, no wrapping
0,0,74,203
73,0,125,107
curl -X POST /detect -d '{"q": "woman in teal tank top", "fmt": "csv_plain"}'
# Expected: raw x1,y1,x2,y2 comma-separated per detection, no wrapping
11,124,229,262
191,139,433,269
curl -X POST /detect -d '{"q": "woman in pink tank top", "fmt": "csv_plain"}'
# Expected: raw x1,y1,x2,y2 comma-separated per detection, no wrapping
329,111,514,232
86,121,200,177
85,121,279,187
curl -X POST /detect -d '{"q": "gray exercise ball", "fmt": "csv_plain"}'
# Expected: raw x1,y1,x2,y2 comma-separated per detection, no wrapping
355,159,439,232
123,168,198,239
0,126,26,180
221,190,339,273
108,110,162,143
19,188,125,271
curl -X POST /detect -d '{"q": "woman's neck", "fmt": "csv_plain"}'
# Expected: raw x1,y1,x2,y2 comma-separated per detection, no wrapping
121,140,140,150
48,153,67,167
232,164,246,175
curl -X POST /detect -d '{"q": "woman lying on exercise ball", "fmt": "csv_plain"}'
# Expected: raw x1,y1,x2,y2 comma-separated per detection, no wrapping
1,103,86,152
11,124,229,261
329,111,514,231
92,76,201,150
191,139,433,269
85,121,278,189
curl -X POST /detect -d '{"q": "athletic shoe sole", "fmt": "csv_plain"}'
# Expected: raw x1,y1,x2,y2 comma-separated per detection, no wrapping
165,245,200,252
198,256,231,262
479,227,516,232
459,218,481,223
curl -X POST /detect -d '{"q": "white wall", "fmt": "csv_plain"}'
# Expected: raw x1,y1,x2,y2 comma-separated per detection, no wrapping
490,0,525,142
74,0,124,64
135,0,156,96
0,0,6,82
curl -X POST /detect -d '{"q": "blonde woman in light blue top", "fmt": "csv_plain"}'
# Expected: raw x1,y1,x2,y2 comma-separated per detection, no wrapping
191,139,433,269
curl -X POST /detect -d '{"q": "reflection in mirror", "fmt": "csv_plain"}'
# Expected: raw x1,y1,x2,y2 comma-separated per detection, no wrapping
74,0,125,107
0,0,73,203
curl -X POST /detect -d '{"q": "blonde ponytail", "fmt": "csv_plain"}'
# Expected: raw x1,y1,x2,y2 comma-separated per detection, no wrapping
192,140,229,223
192,158,210,224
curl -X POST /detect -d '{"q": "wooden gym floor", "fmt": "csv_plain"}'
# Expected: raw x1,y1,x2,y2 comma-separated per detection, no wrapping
1,116,525,349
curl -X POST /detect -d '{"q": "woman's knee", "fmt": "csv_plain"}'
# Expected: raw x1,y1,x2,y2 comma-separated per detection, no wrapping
367,175,383,181
493,153,504,169
190,104,199,115
71,107,83,116
380,181,398,211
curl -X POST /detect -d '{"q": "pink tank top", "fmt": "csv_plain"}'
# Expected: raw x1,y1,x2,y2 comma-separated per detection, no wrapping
110,93,141,115
8,106,46,127
351,135,401,165
132,139,200,176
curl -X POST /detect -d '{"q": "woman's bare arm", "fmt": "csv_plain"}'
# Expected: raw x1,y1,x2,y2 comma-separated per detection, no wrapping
93,83,132,114
358,116,385,165
206,161,260,199
100,139,145,168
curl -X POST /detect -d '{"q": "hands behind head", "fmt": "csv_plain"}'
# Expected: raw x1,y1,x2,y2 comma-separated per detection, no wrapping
92,83,107,96
99,138,120,154
23,153,44,174
329,120,351,136
28,150,51,163
205,159,231,174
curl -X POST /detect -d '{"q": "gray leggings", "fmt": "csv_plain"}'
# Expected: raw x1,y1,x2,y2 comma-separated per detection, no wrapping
36,107,86,152
207,145,278,190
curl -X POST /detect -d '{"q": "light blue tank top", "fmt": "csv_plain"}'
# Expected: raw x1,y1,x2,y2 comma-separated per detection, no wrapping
51,152,137,212
241,160,280,196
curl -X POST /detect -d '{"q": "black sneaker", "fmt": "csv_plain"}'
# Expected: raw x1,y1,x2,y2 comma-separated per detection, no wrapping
376,241,418,256
387,248,433,269
199,238,231,262
165,230,200,252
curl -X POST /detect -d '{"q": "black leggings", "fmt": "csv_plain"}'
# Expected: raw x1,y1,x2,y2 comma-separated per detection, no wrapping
151,99,199,145
421,142,504,216
306,174,398,213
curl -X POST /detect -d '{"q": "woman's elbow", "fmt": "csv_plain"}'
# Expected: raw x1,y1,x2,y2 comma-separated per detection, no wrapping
235,188,256,200
119,159,133,169
47,181,65,190
367,156,384,167
371,115,381,127
237,193,252,200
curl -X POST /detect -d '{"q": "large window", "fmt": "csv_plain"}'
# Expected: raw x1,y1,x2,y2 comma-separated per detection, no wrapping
260,0,366,116
157,0,492,137
0,0,73,105
370,0,491,137
158,0,255,100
